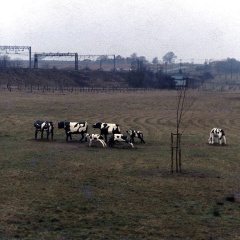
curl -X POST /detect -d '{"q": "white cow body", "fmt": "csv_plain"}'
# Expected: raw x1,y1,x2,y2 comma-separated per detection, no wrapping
92,122,121,142
126,130,145,143
58,121,88,141
34,120,54,140
109,134,134,148
208,128,226,145
85,133,107,147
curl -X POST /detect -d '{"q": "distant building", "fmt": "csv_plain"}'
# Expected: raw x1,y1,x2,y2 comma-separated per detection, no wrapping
170,70,195,88
171,70,188,88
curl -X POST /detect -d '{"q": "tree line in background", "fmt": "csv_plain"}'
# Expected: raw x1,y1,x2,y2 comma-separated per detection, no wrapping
1,51,240,76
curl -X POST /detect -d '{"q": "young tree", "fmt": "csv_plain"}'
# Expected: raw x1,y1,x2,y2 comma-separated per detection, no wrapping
171,87,187,173
171,86,196,173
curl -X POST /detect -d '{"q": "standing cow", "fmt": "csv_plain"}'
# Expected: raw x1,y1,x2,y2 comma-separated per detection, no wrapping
126,130,145,143
34,120,54,140
58,121,88,141
109,134,134,148
208,128,226,145
92,122,121,142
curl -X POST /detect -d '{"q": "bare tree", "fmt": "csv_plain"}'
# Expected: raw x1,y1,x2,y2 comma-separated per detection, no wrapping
171,86,196,173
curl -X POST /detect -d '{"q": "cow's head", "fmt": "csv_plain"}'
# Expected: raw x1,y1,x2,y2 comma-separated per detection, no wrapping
208,137,213,144
126,130,133,136
85,133,91,138
92,122,102,129
58,121,65,129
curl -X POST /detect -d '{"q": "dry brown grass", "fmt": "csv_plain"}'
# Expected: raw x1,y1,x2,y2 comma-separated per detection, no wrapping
1,89,240,239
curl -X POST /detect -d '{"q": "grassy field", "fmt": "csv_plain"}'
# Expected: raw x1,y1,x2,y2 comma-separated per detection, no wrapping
1,89,240,239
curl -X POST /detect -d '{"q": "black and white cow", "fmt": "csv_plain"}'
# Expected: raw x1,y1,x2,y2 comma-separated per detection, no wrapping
208,128,226,145
126,130,145,143
34,120,54,140
85,133,107,147
58,121,88,141
109,134,134,148
92,122,121,142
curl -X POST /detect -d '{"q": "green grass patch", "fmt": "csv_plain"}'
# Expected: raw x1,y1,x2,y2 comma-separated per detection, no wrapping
1,90,240,239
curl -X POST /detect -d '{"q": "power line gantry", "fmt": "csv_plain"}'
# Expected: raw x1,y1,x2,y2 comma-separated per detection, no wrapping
33,52,78,70
0,45,32,68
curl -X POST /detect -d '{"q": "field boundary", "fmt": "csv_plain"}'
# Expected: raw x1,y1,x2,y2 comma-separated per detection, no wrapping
2,82,240,93
0,85,163,93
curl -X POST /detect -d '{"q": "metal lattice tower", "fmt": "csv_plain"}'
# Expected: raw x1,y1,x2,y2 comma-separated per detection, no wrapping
33,52,78,70
0,46,31,68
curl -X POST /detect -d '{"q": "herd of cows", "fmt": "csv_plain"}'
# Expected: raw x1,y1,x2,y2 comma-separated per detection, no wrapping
34,120,227,148
34,120,145,148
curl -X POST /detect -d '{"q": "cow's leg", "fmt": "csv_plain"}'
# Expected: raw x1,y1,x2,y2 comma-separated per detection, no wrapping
41,130,44,139
66,132,71,141
35,128,38,140
89,139,92,147
51,129,54,140
79,134,84,142
109,139,114,147
211,133,214,144
126,140,134,148
46,129,50,140
102,140,107,147
98,139,107,147
223,136,226,145
139,134,145,143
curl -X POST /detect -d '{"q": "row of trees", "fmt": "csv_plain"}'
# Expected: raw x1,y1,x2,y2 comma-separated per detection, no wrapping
127,60,175,89
0,52,178,68
214,58,240,74
0,55,24,68
2,51,240,76
105,52,177,65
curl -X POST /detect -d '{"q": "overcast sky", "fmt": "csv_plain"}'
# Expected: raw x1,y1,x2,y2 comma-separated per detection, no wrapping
1,0,240,63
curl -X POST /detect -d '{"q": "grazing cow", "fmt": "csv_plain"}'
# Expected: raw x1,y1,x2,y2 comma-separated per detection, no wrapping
92,122,121,142
58,121,88,141
34,120,54,140
85,133,107,147
126,130,145,143
208,128,226,145
109,134,134,148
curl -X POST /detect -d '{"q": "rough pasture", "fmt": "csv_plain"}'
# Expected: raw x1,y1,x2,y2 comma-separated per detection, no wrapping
1,90,240,239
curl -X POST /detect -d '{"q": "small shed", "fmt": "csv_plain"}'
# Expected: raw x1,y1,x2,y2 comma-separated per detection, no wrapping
171,70,188,88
